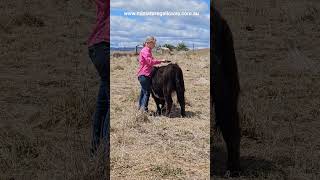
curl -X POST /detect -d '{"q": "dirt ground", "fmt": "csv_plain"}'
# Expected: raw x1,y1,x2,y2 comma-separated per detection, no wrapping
110,50,210,179
213,0,320,179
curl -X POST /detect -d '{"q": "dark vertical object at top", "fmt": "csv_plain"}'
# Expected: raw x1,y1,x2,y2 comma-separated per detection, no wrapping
210,1,241,177
136,45,139,55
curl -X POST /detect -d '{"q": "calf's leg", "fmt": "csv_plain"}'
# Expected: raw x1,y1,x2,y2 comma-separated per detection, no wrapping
217,102,240,174
152,94,162,116
176,90,186,117
164,94,173,117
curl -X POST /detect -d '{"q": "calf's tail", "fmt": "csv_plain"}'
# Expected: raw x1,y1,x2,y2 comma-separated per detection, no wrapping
175,68,186,116
175,69,185,92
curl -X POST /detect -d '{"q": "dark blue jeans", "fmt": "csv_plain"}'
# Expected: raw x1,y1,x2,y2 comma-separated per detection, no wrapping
88,42,110,159
138,75,151,111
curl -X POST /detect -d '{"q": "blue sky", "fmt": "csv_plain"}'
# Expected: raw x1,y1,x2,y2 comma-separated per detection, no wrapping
110,0,210,49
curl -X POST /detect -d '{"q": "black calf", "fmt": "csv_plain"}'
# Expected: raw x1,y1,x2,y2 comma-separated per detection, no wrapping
211,8,241,174
150,64,186,117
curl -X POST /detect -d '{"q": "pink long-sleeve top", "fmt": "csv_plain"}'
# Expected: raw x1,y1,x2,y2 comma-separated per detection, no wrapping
137,46,161,77
88,0,109,47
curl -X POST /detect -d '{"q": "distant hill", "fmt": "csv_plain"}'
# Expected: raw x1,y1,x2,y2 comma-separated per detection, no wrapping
111,47,210,52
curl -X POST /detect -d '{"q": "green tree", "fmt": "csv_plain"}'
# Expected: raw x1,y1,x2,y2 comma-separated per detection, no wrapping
162,44,176,51
176,43,189,51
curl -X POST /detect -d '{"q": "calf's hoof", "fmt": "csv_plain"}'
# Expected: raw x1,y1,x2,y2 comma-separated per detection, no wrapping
226,163,241,177
225,169,241,178
155,110,161,116
165,113,172,118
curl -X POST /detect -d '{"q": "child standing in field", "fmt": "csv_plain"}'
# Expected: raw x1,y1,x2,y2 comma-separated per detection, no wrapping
137,36,166,112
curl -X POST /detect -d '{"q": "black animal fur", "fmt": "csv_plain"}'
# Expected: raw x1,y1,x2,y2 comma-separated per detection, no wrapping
150,64,186,117
211,7,241,174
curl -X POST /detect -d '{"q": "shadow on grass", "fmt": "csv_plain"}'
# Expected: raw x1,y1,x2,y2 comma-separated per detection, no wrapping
211,146,285,178
150,104,202,119
169,104,202,118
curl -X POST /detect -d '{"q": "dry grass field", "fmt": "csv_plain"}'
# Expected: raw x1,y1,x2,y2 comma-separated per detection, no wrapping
213,0,320,179
110,50,210,179
0,0,107,179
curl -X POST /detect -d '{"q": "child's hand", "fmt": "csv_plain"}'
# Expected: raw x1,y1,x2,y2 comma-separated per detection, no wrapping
161,59,171,63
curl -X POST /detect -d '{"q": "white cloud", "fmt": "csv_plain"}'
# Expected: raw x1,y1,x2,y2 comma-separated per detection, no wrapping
110,0,210,48
111,16,209,48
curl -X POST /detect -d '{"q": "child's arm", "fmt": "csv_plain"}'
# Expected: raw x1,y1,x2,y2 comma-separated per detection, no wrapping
142,50,161,66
